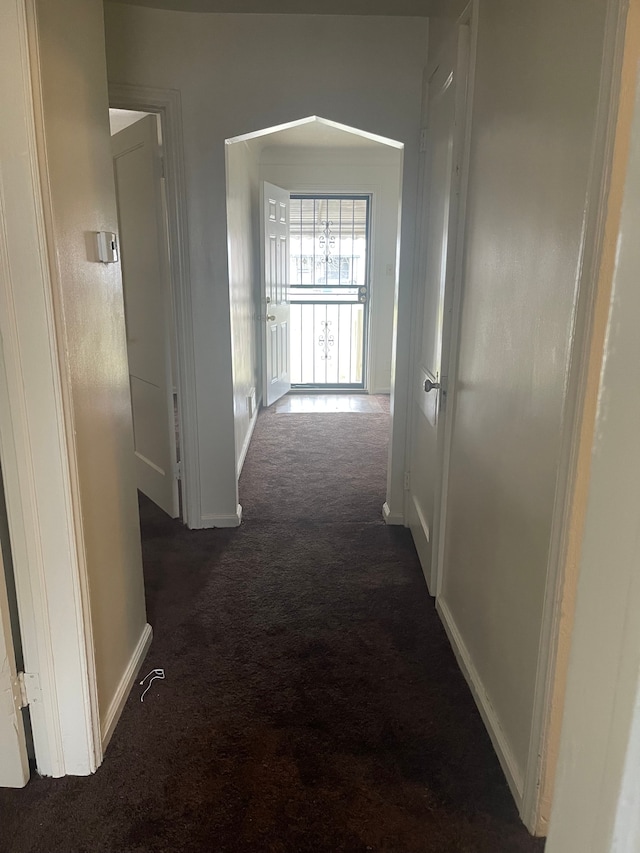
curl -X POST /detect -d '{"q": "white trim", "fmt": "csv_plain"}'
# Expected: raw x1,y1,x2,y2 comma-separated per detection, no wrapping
108,83,200,530
437,597,525,804
408,494,434,593
227,115,403,150
101,623,152,749
381,501,404,525
0,0,100,777
545,30,640,846
522,0,629,833
200,505,243,528
236,404,259,478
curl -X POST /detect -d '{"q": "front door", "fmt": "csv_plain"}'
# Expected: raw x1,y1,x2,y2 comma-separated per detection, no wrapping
0,529,29,787
112,115,179,518
408,30,470,593
288,195,370,389
261,181,291,407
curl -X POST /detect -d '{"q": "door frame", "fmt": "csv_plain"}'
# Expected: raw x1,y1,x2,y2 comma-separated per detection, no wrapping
522,0,631,832
0,469,30,787
109,83,199,528
0,0,101,778
544,11,640,845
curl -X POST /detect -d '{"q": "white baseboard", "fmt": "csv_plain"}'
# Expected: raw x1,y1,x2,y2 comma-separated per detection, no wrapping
200,505,243,528
409,494,435,595
101,622,153,749
436,597,525,807
411,494,431,544
382,501,404,525
236,405,259,478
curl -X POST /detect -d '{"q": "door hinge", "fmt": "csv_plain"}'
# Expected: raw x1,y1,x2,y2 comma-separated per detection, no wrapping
159,155,166,179
176,460,183,481
13,672,41,710
404,471,411,491
420,128,428,153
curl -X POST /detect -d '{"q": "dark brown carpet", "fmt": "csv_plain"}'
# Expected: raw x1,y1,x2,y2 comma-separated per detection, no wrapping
240,410,390,522
0,406,545,853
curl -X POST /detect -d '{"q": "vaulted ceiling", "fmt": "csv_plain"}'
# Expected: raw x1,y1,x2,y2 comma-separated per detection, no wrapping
110,0,435,15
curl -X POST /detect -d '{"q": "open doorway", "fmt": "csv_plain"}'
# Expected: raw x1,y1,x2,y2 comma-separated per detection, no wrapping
225,116,404,497
289,194,370,389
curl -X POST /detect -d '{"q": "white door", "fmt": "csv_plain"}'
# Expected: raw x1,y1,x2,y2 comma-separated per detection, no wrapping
112,115,179,518
0,534,29,787
261,181,291,407
408,30,470,593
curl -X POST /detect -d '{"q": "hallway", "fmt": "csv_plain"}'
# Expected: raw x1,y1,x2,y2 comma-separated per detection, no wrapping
0,402,544,852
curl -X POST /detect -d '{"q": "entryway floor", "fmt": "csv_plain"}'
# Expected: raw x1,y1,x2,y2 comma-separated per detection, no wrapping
272,392,390,414
0,406,546,853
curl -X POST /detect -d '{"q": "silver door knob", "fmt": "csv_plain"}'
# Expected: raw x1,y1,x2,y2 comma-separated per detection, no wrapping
267,314,276,322
424,379,441,392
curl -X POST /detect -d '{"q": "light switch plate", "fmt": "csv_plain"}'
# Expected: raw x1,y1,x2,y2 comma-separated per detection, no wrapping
96,231,119,263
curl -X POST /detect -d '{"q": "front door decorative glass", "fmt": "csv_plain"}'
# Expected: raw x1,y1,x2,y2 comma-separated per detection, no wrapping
289,195,370,388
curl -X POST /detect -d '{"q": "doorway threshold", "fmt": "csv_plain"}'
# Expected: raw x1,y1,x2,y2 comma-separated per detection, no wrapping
289,386,366,394
271,393,389,414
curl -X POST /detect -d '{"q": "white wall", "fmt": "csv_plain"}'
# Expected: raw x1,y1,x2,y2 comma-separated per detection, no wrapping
226,139,261,477
33,0,149,741
428,0,609,819
260,144,402,394
104,4,429,525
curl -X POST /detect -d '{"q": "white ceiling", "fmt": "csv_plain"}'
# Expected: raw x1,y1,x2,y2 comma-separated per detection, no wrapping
110,0,433,15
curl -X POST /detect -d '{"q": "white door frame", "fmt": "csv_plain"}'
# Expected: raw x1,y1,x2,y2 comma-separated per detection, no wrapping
523,0,630,832
0,0,101,778
545,18,640,846
109,83,200,529
0,477,30,787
